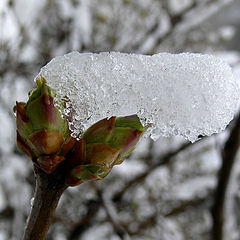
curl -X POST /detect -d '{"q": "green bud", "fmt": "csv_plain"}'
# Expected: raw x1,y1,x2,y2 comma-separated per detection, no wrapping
66,115,145,186
15,76,146,181
15,76,76,173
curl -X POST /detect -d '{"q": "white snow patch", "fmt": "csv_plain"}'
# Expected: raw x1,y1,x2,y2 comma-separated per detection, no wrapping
171,176,216,200
113,159,147,178
37,51,240,142
218,25,236,40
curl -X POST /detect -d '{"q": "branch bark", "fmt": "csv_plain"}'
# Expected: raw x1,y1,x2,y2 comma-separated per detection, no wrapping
212,113,240,240
23,166,68,240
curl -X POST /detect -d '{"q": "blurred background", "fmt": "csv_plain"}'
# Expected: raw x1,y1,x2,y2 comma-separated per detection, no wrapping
1,0,240,239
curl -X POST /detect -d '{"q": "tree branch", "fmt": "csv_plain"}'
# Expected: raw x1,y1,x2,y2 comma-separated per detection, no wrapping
23,166,67,240
212,113,240,240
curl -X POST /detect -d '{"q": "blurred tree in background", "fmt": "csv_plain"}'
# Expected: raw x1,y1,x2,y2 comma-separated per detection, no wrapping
1,0,240,239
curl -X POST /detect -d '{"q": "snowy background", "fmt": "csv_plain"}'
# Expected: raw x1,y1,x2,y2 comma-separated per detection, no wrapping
1,0,240,240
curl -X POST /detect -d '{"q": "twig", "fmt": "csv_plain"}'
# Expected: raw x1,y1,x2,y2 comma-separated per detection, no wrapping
23,166,67,240
212,113,240,240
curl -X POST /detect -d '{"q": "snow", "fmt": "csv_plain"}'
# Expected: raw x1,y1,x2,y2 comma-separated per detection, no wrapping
38,51,240,142
171,176,216,200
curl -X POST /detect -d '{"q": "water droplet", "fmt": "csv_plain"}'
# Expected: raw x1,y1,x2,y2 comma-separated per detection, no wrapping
30,197,34,207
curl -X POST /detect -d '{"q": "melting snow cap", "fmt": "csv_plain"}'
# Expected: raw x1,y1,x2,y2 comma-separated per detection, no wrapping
37,51,240,142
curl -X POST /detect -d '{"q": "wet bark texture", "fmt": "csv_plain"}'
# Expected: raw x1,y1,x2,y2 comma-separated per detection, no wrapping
23,166,67,240
212,114,240,240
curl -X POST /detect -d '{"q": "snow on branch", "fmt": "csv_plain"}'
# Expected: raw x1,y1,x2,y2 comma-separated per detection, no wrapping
37,51,240,142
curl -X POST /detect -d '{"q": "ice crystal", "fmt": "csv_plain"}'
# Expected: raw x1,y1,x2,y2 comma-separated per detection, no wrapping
37,51,240,142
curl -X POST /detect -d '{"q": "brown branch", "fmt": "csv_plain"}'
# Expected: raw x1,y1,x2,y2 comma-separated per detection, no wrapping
23,166,67,240
212,113,240,240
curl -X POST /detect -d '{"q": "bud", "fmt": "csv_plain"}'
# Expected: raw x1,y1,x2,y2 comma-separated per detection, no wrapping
15,76,76,173
15,76,145,182
66,115,145,186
